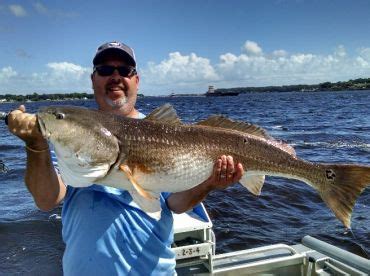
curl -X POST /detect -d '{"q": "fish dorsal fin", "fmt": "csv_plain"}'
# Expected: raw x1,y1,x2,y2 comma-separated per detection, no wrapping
196,115,272,140
270,140,296,157
196,115,296,156
144,104,182,124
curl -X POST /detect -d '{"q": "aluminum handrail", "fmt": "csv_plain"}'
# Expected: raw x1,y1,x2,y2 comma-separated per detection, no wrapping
213,243,299,260
302,235,370,274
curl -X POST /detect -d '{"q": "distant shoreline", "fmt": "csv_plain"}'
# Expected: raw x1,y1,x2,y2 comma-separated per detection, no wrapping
1,89,370,103
165,89,370,98
1,75,370,102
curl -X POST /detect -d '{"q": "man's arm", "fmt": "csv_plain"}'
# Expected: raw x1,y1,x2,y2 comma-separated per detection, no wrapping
167,155,244,213
8,105,66,211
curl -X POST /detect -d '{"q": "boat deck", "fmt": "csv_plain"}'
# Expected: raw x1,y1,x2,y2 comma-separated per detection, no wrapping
173,205,370,275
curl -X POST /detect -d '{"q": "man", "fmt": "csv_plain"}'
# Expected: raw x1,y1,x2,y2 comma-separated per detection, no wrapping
8,41,244,275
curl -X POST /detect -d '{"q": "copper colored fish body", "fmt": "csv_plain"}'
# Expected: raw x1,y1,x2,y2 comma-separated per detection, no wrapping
37,104,370,226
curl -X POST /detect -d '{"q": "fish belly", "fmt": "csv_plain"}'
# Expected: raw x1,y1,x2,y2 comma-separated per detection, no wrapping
140,159,214,193
101,153,215,193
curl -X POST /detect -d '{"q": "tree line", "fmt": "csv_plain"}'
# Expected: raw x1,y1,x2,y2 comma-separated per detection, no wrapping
0,92,94,102
0,92,148,102
216,77,370,94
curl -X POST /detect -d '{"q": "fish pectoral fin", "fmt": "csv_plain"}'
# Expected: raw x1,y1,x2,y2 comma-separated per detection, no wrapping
240,174,265,196
129,190,162,220
119,164,156,200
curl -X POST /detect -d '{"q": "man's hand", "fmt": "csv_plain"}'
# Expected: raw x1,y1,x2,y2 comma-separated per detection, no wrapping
8,105,65,210
203,155,244,190
7,105,48,150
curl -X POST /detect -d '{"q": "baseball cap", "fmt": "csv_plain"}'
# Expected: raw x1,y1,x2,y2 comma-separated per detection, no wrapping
93,41,136,67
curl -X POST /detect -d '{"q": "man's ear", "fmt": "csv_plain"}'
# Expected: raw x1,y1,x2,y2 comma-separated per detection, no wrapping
135,74,140,89
91,73,95,89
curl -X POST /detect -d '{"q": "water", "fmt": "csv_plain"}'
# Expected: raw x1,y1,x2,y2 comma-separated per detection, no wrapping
0,91,369,274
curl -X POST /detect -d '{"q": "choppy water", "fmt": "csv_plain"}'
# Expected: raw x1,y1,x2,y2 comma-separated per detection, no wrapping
1,91,369,274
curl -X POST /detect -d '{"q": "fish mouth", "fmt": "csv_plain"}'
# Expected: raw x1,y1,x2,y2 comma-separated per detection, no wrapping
36,115,50,139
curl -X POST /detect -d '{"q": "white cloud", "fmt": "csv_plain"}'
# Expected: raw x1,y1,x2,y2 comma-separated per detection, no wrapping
142,52,219,87
33,2,48,15
355,57,369,68
334,45,346,57
32,2,78,18
139,40,370,94
242,40,263,55
29,62,91,90
47,62,89,79
0,62,91,93
3,41,370,95
212,42,370,87
0,67,17,83
359,47,370,61
8,5,27,17
272,50,288,57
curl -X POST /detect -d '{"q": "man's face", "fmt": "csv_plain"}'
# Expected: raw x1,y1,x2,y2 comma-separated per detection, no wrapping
91,56,139,117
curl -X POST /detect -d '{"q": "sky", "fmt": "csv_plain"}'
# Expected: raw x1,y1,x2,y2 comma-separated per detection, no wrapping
1,0,370,96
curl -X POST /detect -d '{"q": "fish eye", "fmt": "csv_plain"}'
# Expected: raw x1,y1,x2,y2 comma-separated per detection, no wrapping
55,113,65,120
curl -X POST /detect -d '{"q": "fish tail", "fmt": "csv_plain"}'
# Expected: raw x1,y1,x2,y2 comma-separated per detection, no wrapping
313,164,370,228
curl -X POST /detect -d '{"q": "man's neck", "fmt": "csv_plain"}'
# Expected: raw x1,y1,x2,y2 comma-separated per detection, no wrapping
126,109,140,118
101,107,139,118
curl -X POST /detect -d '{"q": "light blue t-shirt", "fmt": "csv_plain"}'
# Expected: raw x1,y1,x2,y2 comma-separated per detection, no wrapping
54,111,176,275
61,186,175,276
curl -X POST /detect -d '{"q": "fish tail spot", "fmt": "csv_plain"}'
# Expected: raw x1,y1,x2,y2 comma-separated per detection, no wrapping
318,164,370,228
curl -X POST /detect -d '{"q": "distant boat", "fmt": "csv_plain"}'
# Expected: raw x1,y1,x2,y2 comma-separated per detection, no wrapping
205,91,239,97
205,85,239,96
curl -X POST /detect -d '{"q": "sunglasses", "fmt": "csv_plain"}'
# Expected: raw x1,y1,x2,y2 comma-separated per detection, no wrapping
94,65,137,77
